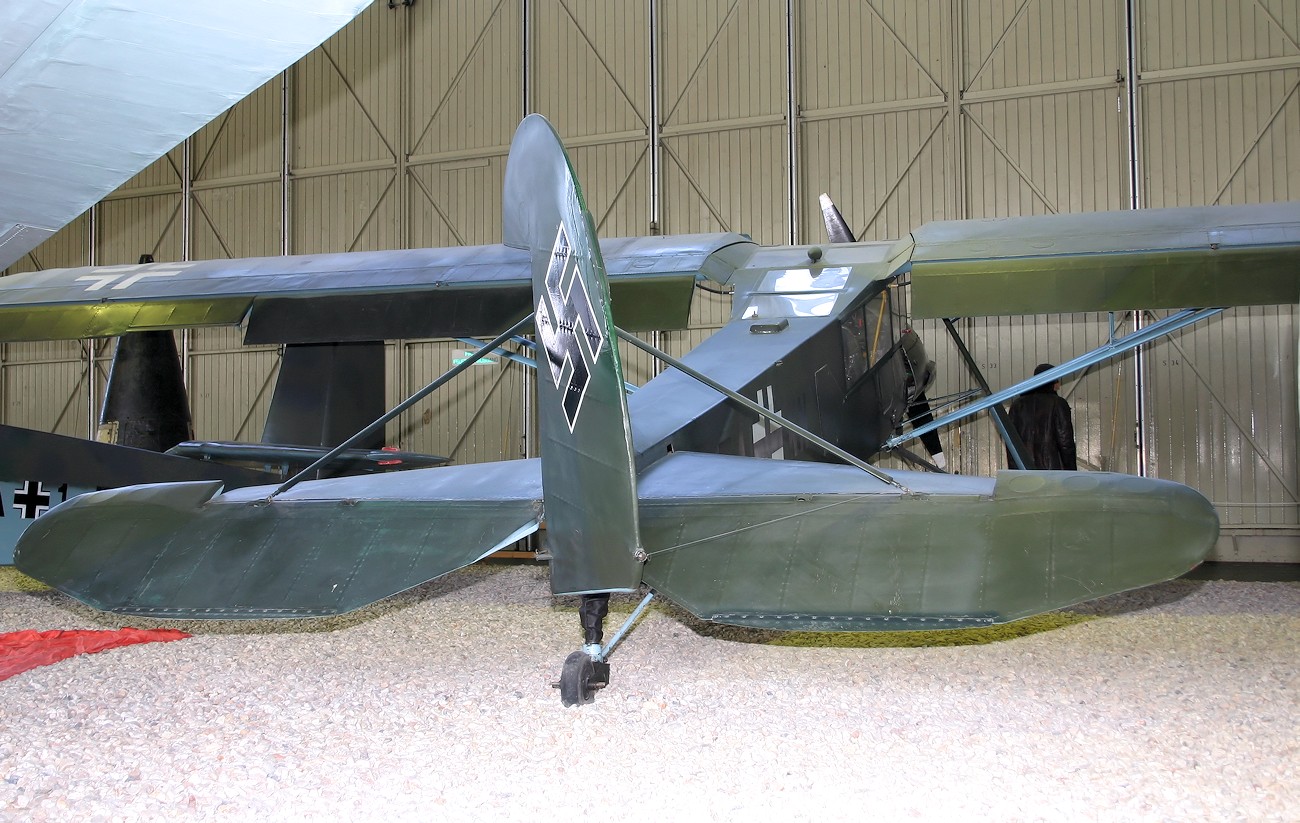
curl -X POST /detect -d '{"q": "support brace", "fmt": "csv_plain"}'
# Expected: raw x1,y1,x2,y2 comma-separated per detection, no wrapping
597,591,656,663
883,308,1224,456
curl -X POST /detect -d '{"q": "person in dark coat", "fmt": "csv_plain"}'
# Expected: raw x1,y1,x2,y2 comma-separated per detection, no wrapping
1007,363,1077,470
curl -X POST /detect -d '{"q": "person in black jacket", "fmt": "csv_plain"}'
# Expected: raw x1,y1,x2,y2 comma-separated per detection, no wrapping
1007,363,1078,470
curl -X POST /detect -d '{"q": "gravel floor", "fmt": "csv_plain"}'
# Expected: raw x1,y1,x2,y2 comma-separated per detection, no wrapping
1,562,1296,822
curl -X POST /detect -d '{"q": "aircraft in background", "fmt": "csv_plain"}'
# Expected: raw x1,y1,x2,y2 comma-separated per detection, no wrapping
0,324,448,565
3,116,1297,705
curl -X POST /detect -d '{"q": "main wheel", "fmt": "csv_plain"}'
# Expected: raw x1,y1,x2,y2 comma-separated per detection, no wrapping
559,651,596,707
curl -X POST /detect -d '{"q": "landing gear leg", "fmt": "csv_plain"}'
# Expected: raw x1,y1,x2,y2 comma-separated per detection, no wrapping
558,594,610,707
555,591,655,706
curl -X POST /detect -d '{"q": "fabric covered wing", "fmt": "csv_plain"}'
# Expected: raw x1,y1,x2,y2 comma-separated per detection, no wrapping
15,461,542,618
0,235,753,342
905,201,1300,318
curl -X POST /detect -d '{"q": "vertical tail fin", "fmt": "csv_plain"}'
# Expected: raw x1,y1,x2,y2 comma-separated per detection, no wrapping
503,114,643,595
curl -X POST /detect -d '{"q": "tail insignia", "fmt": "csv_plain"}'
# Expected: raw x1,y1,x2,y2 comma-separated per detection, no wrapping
535,222,604,432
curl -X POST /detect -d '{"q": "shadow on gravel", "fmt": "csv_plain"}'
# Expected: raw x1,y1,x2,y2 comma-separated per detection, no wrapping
1064,579,1205,618
546,575,1217,650
1,561,505,636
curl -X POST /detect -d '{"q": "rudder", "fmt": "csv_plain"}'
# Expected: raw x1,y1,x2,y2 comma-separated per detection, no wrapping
503,114,643,595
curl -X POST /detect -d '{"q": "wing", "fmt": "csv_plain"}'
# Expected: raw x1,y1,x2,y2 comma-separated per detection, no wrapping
16,461,541,618
903,201,1300,318
0,1,370,270
0,234,753,342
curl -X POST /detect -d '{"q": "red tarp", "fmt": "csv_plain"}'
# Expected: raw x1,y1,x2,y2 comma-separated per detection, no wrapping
0,628,190,681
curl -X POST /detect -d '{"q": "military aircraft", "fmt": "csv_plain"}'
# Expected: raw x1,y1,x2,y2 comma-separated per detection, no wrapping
4,115,1298,705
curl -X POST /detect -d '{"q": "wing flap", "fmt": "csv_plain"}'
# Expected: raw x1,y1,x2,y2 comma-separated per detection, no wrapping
16,462,542,618
906,201,1300,317
4,298,254,340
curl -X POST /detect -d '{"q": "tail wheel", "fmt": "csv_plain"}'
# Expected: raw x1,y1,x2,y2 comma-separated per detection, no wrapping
559,650,596,706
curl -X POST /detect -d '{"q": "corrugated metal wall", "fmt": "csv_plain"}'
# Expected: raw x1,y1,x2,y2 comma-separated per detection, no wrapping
1134,0,1300,558
913,0,1137,488
403,3,526,462
186,78,285,443
2,0,1297,559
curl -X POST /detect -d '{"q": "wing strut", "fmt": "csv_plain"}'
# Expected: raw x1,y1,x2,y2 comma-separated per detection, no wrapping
884,308,1224,452
940,318,1034,469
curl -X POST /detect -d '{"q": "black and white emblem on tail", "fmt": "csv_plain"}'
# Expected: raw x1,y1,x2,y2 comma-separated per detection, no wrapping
535,222,604,432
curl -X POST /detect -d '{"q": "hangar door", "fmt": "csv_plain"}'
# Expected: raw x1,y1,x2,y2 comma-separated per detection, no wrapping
1136,0,1299,558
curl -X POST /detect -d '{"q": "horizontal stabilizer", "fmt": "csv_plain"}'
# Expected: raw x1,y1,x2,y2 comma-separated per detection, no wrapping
0,425,276,565
905,201,1300,317
16,462,541,618
635,453,1217,630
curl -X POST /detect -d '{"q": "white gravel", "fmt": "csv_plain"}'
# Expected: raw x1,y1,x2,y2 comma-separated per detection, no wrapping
1,563,1296,822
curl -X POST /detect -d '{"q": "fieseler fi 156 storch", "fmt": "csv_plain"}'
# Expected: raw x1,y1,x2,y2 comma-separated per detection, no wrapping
4,115,1298,704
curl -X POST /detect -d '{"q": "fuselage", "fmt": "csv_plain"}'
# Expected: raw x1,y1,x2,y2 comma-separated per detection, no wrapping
629,240,911,470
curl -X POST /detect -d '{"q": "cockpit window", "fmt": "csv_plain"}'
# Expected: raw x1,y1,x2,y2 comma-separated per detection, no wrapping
740,266,851,319
841,289,896,384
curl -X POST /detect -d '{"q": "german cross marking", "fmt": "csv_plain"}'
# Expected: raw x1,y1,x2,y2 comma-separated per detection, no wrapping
13,480,52,519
